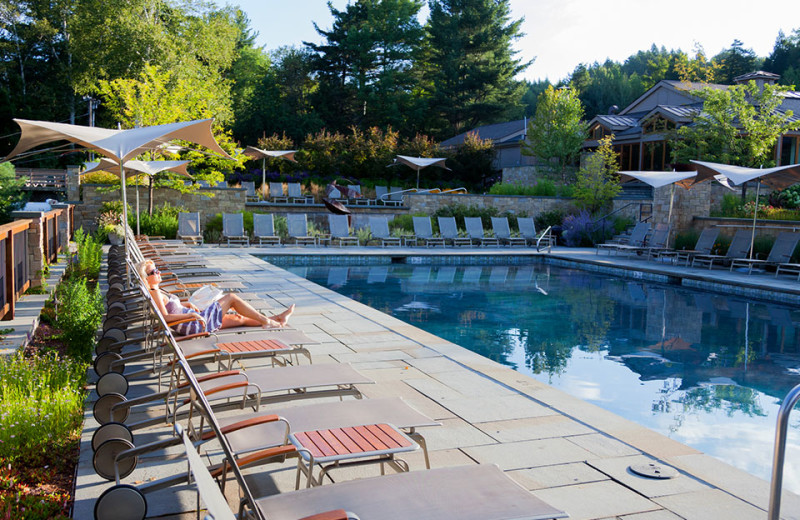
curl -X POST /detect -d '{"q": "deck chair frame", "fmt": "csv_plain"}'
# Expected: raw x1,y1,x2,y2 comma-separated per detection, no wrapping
253,213,281,246
223,213,250,246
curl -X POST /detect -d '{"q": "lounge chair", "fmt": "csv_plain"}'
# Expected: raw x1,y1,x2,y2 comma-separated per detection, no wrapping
197,180,210,188
412,217,445,247
328,214,359,246
518,217,553,250
177,212,203,245
287,214,318,246
438,216,471,246
614,224,669,257
375,185,397,206
464,217,499,247
217,180,228,188
253,464,567,520
730,231,800,274
169,422,567,520
253,213,281,246
241,181,258,202
491,217,526,247
691,229,751,269
270,182,288,203
368,216,401,247
222,213,249,246
347,184,369,205
389,186,405,205
655,227,720,265
596,222,649,255
288,182,313,204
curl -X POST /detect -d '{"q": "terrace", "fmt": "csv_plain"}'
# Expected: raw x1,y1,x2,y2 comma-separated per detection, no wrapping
71,243,800,519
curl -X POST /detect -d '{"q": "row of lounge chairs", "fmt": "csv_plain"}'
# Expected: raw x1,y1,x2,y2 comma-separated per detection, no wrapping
239,182,407,206
597,222,800,278
179,212,553,249
89,233,566,520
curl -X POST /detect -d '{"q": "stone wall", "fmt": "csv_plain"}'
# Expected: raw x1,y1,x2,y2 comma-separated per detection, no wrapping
76,185,246,230
650,182,712,232
692,216,800,239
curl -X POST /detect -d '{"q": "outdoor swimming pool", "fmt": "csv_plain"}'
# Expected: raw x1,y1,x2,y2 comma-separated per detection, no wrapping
273,260,800,492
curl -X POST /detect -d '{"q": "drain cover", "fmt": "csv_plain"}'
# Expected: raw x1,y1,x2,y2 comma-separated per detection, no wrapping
629,463,678,479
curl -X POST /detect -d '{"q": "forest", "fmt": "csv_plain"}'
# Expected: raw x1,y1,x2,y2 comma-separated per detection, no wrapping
2,0,800,169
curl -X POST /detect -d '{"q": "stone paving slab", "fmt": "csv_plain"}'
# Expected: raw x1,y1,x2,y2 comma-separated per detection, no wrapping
75,247,800,520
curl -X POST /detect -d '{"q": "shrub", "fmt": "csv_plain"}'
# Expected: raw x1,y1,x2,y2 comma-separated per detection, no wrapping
71,228,103,280
388,214,416,233
81,171,120,185
534,209,566,231
561,210,596,246
673,230,699,251
573,135,621,214
55,278,103,361
488,180,557,196
433,204,498,229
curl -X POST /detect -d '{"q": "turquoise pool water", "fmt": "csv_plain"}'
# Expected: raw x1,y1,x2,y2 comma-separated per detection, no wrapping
275,260,800,492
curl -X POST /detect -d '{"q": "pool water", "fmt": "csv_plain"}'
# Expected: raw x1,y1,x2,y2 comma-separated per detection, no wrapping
277,261,800,492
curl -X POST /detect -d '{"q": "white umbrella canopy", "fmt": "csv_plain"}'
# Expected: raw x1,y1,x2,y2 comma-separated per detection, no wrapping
84,158,192,235
392,155,450,189
689,159,800,259
243,147,298,196
690,160,800,190
618,170,698,244
83,158,191,177
4,118,230,282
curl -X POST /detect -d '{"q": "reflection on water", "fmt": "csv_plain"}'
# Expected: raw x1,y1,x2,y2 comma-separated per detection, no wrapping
283,262,800,492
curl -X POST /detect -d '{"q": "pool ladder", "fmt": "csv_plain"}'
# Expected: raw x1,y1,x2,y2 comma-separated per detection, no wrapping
769,383,800,519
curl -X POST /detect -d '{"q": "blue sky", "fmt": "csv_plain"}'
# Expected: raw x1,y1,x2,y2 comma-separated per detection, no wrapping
229,0,800,82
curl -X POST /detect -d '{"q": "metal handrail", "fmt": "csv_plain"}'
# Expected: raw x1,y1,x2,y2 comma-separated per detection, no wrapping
378,187,468,202
768,383,800,519
536,226,553,253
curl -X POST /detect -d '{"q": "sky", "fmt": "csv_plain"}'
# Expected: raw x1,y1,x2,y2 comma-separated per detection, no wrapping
229,0,800,83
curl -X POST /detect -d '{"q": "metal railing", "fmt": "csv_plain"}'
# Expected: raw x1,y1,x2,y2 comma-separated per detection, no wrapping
768,383,800,519
536,226,553,252
14,168,68,190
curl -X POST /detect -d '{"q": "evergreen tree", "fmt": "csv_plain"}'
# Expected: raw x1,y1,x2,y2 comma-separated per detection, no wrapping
763,29,800,86
424,0,529,138
713,40,759,84
306,0,423,134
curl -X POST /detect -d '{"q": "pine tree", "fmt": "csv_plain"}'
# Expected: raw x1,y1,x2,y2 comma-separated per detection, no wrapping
423,0,529,138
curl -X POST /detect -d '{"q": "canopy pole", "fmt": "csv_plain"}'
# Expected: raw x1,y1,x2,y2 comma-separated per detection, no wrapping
749,182,760,260
416,167,420,189
261,157,266,200
119,161,130,285
667,182,675,246
135,179,140,236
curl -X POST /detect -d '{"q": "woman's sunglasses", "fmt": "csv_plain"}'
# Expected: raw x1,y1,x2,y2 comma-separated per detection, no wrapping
147,267,161,276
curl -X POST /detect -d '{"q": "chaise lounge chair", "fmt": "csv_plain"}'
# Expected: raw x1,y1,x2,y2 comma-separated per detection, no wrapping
411,217,445,247
241,181,258,202
438,216,471,247
288,182,313,204
270,182,288,203
596,222,650,255
729,231,800,275
655,227,720,265
518,217,553,251
223,213,250,246
491,217,526,247
328,214,360,246
691,229,751,269
464,217,500,247
177,212,203,246
287,214,318,246
253,213,281,246
368,216,401,247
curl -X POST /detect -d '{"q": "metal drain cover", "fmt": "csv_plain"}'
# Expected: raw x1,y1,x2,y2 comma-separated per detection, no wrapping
629,463,678,479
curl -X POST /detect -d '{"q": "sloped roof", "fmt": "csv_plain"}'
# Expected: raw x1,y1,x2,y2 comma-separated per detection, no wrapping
591,115,638,131
441,119,526,147
734,70,781,83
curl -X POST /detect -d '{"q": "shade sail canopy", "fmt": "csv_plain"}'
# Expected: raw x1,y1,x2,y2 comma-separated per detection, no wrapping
394,155,450,171
243,147,297,162
5,118,229,162
690,160,800,189
618,170,697,188
84,158,191,178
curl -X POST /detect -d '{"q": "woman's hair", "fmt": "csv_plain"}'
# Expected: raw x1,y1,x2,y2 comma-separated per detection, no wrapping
136,260,154,283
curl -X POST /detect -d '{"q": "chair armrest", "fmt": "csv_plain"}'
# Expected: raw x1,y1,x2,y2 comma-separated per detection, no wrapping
299,511,351,520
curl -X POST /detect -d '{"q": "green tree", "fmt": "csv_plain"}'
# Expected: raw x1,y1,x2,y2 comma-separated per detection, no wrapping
672,81,800,168
447,132,497,189
307,0,424,134
763,28,800,85
424,0,529,137
568,60,645,120
0,162,28,224
573,135,621,214
523,86,587,181
713,40,760,84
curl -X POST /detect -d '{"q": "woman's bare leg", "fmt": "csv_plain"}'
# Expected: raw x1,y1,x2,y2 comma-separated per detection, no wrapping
220,314,262,329
218,294,295,328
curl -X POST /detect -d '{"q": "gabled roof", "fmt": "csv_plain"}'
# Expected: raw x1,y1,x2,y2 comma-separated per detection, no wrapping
589,115,638,131
734,70,780,83
619,80,728,116
440,119,526,147
640,104,702,124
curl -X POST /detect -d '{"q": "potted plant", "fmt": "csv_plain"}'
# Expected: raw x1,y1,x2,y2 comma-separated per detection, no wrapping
97,211,124,244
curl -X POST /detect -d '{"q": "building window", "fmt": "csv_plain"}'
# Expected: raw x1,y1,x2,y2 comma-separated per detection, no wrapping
590,125,609,140
643,141,670,171
642,116,675,134
780,136,799,165
613,144,640,171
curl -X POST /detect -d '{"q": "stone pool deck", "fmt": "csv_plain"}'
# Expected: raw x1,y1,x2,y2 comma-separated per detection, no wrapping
74,245,800,519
